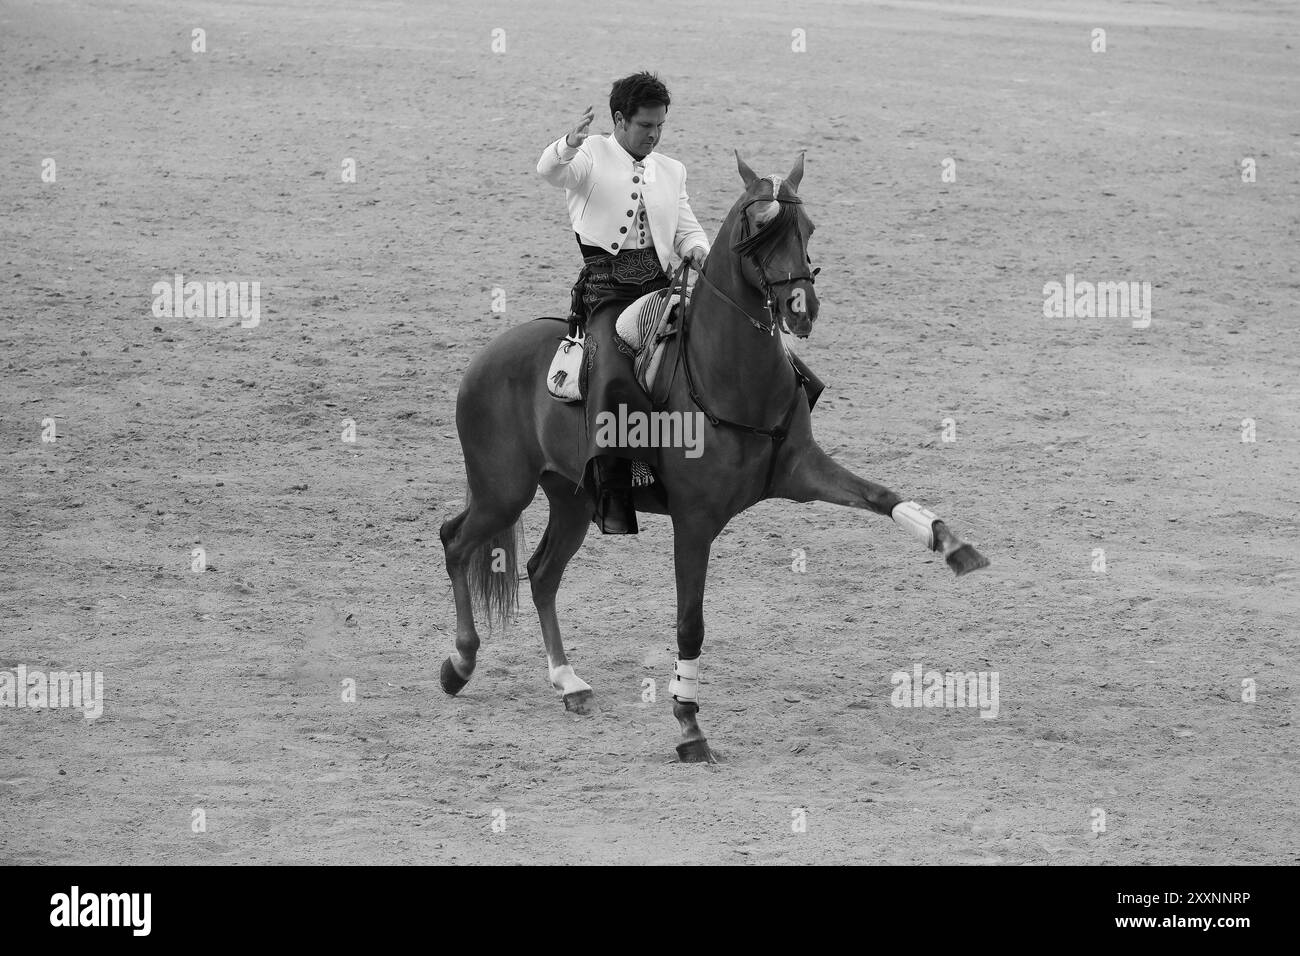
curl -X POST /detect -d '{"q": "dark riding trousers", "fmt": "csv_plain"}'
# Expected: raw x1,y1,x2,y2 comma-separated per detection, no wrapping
569,247,671,489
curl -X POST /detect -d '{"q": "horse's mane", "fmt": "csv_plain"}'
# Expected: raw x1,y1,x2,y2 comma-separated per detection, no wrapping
722,177,808,260
733,200,802,257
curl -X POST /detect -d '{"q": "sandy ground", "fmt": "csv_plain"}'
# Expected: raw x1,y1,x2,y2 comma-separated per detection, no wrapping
2,0,1298,865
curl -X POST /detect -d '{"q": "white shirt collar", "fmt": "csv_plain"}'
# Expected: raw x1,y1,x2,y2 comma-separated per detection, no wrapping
610,133,650,166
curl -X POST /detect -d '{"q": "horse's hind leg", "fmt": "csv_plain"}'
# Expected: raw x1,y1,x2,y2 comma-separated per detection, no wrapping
773,443,990,576
438,474,534,694
527,473,596,714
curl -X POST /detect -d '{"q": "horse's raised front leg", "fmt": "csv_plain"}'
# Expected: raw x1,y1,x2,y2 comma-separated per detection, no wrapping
670,512,721,764
773,442,990,576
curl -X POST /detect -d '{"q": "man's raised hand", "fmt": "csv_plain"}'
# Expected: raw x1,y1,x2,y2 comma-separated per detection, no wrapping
565,106,595,148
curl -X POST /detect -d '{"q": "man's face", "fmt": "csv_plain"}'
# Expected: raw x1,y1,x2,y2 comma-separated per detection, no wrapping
614,104,667,159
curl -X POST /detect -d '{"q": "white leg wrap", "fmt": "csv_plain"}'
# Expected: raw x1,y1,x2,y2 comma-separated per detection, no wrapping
668,657,699,703
548,662,591,696
892,500,939,551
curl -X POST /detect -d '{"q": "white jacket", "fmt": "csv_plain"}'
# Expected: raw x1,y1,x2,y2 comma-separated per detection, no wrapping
537,133,709,273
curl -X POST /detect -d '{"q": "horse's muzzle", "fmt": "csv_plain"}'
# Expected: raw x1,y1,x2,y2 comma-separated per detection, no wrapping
782,283,818,337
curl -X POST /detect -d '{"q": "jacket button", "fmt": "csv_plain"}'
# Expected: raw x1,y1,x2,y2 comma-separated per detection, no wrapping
619,226,627,234
632,176,640,183
631,193,638,200
611,242,619,249
626,209,634,217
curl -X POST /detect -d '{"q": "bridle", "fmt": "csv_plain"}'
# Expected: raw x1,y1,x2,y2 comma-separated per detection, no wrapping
726,188,820,335
668,185,818,495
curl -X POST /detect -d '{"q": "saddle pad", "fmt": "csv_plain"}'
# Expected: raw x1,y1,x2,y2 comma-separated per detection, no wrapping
616,288,687,395
615,288,675,351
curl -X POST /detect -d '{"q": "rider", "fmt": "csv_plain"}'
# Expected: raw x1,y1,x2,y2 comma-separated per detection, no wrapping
537,72,709,535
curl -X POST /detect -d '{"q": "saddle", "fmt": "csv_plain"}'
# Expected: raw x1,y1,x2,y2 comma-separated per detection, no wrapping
546,268,690,405
613,283,688,398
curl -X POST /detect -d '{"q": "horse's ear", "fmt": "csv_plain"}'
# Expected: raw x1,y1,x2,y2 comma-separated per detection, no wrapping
735,150,758,188
787,150,806,191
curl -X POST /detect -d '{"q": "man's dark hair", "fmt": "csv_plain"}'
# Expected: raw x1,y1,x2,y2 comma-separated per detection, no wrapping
609,72,671,124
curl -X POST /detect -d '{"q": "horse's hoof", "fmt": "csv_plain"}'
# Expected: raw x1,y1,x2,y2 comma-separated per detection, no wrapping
946,544,990,577
563,688,597,715
676,738,718,764
440,657,470,695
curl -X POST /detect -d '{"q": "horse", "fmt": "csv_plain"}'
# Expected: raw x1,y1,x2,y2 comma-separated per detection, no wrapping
438,149,989,763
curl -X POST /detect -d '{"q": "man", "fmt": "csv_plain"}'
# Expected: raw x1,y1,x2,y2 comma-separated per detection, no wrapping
537,72,709,534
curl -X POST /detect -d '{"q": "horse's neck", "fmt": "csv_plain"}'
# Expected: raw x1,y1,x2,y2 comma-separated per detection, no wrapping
688,261,794,409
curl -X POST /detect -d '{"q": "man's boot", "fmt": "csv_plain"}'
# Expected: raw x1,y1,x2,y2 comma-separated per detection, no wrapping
595,456,638,535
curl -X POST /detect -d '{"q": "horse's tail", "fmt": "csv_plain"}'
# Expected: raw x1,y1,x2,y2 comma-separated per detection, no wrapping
463,485,523,629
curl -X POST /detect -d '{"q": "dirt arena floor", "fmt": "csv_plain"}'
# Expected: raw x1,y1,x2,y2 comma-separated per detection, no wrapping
2,0,1297,865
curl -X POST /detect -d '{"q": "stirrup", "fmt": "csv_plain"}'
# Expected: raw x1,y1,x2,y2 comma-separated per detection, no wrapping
595,490,639,535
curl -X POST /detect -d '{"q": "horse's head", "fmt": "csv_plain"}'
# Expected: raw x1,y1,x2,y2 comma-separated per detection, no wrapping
728,150,819,337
